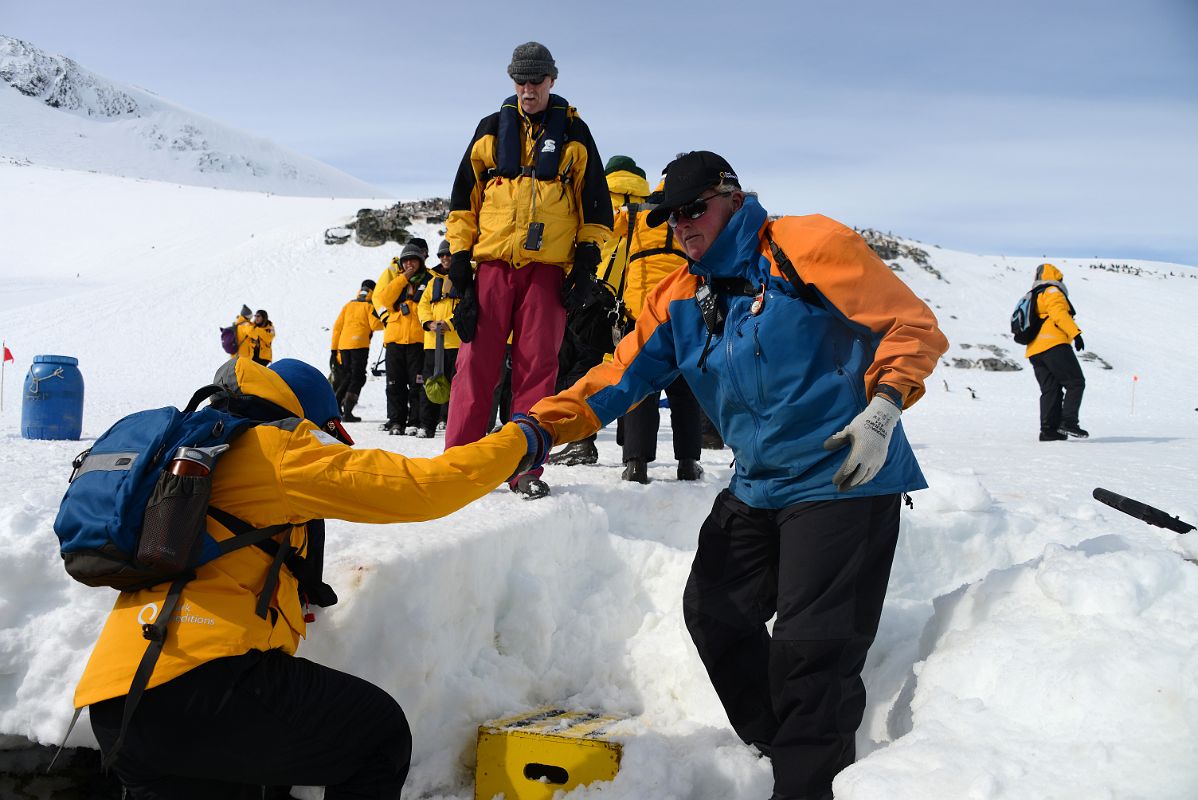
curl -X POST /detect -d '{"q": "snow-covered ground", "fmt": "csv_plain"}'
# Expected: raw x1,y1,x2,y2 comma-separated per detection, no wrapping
1,156,1197,800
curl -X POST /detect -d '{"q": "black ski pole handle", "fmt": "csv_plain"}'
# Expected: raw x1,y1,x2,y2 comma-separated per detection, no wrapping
1093,488,1194,534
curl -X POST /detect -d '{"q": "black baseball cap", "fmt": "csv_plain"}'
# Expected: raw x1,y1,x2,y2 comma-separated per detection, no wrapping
645,151,740,227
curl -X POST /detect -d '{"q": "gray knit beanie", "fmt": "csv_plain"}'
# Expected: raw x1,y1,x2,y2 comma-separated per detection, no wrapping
399,242,425,262
507,41,558,82
436,239,451,257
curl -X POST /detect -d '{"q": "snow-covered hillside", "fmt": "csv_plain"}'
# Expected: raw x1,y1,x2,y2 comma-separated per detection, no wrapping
1,168,1197,798
0,35,385,198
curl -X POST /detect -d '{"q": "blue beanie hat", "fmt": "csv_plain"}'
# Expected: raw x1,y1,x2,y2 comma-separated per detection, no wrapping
269,358,353,444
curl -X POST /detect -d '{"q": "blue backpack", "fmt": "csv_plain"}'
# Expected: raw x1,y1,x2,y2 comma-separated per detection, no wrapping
1010,285,1049,345
53,385,287,591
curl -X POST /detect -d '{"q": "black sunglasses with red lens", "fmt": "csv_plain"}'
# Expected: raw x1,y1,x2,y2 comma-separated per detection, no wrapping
515,75,547,86
668,191,733,228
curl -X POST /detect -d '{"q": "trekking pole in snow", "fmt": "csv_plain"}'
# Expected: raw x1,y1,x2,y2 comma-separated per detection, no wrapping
1131,375,1137,414
1093,488,1194,534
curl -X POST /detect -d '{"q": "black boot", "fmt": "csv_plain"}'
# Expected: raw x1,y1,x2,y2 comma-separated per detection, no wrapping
677,459,704,481
547,435,599,466
1058,423,1089,438
341,392,361,423
622,458,649,484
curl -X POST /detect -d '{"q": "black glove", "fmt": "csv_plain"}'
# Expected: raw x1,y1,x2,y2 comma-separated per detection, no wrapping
240,304,252,319
448,252,474,296
452,284,480,343
562,242,601,313
1074,334,1085,352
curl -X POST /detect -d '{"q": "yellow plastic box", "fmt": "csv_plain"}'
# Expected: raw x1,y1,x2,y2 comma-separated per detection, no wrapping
475,706,624,800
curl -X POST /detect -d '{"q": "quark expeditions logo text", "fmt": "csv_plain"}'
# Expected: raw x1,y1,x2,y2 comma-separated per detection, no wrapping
138,601,216,628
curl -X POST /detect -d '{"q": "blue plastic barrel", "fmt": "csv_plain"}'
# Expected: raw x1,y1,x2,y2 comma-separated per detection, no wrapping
21,355,85,440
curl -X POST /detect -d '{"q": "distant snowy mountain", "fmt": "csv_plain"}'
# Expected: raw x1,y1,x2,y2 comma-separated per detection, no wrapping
0,35,386,197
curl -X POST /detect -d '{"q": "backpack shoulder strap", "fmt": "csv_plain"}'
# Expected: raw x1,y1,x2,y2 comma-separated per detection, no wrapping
764,232,825,309
206,505,296,620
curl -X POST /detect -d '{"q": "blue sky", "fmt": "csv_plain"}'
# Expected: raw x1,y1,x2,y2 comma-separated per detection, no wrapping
4,0,1197,264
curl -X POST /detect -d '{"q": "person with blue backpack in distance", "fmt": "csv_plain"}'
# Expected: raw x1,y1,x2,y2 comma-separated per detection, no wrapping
1022,262,1088,440
70,356,553,799
526,151,948,800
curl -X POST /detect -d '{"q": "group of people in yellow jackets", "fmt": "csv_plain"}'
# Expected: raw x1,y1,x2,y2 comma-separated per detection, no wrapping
232,305,274,366
330,238,463,435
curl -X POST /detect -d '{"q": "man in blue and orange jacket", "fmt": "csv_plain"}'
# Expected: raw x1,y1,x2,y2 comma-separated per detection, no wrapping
527,151,949,800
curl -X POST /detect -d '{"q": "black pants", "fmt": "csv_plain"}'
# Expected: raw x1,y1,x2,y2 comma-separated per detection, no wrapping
556,301,616,391
683,490,900,800
1030,343,1085,431
90,650,411,799
333,348,370,404
385,342,425,427
622,376,702,463
420,347,458,432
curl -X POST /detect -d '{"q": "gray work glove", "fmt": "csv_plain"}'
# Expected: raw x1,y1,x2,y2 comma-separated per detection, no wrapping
823,395,901,491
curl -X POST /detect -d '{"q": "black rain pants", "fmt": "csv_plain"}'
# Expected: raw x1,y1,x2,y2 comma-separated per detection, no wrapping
1030,343,1085,432
385,342,425,428
90,649,411,799
333,348,370,406
683,490,900,800
621,376,702,464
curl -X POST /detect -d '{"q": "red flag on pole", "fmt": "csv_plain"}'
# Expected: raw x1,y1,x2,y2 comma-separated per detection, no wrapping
2,345,11,363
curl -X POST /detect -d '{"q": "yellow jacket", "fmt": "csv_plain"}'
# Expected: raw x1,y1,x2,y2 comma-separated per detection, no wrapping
374,266,428,346
75,358,529,708
331,294,384,351
417,274,463,349
612,184,688,320
598,170,651,297
1025,263,1081,358
234,316,275,362
446,98,612,269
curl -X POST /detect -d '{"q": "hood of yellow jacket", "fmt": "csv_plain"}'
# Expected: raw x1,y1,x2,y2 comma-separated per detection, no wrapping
213,357,304,419
607,169,651,201
1036,262,1063,282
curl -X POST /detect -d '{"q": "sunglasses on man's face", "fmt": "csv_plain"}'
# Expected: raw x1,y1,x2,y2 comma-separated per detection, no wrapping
668,192,733,228
515,76,547,87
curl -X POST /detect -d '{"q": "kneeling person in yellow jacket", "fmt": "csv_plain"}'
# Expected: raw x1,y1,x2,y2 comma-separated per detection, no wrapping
78,357,553,798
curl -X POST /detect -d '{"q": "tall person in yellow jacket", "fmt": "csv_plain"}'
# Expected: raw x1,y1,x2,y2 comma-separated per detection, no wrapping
444,41,613,499
1024,262,1088,440
80,357,555,798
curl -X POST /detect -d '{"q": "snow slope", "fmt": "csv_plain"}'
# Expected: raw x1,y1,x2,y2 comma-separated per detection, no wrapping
1,163,1197,799
0,35,385,198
